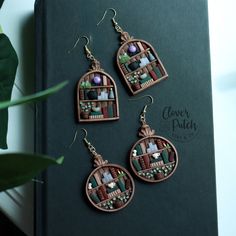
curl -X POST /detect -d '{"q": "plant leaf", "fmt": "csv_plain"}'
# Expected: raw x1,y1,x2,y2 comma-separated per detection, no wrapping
0,153,64,192
0,80,69,110
0,0,4,9
0,33,18,149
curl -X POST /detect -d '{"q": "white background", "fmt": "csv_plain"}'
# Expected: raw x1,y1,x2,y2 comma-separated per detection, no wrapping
0,0,236,235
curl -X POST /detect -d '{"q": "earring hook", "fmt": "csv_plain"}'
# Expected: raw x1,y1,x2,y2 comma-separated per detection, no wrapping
81,128,98,156
81,128,90,146
97,8,124,33
129,95,154,124
68,35,89,53
129,95,154,111
97,8,117,26
68,35,95,61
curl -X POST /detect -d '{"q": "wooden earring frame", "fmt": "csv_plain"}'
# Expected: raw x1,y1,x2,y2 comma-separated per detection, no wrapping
117,37,168,95
86,162,135,212
129,133,178,183
77,60,120,122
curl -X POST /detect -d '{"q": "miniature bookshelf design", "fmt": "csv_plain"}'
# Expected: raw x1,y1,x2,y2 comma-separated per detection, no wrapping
117,39,168,95
130,136,178,183
77,70,119,122
86,164,134,212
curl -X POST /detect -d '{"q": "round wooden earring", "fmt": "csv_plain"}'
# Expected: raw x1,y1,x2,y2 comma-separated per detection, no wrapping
130,123,178,183
129,98,178,183
83,130,135,212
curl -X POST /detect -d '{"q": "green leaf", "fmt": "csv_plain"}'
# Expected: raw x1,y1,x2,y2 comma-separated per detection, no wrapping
0,153,64,192
0,80,68,110
0,33,18,149
0,25,3,34
0,0,4,9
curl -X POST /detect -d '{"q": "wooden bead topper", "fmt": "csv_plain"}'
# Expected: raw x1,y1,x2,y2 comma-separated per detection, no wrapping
130,124,178,183
117,36,168,95
77,60,119,122
86,160,134,212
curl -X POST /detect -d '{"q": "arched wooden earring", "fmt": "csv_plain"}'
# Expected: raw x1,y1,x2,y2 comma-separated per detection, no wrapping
69,36,119,122
82,129,135,212
129,96,178,183
97,8,168,95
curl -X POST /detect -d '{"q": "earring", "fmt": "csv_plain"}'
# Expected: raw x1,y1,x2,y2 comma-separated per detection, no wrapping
129,96,178,183
97,8,168,95
82,129,135,212
69,36,119,122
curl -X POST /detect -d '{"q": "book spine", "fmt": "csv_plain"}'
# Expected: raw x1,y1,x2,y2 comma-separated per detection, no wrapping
107,78,111,86
137,41,145,51
103,75,107,86
101,102,108,118
139,157,147,170
90,192,100,204
140,142,147,154
110,167,118,178
149,70,158,81
93,172,102,186
117,179,126,192
79,89,85,100
99,186,108,200
113,103,117,117
142,42,148,50
143,155,150,169
153,63,163,78
136,144,143,155
108,102,114,118
125,179,131,190
156,139,164,149
169,151,175,162
161,149,169,164
97,189,105,201
90,176,98,188
132,159,142,171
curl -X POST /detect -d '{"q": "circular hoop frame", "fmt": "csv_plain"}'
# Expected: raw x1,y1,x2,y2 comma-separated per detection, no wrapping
129,135,178,183
85,164,135,212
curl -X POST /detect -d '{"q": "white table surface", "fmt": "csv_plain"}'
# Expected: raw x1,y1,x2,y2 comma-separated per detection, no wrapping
0,0,235,235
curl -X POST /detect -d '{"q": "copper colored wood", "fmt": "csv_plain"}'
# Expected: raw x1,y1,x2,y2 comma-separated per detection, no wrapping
77,69,119,122
130,123,178,183
129,135,178,183
117,39,168,95
86,164,135,212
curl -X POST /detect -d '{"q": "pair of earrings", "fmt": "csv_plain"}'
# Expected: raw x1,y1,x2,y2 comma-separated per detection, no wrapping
82,96,178,212
72,8,168,122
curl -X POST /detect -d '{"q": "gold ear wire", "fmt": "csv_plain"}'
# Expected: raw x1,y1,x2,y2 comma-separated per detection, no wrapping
81,128,98,156
129,95,154,124
81,128,90,145
97,8,124,33
68,35,96,61
129,95,154,110
67,128,79,149
68,35,89,53
97,8,117,26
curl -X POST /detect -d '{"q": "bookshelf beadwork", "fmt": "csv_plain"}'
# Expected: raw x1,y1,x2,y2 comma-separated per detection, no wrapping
86,164,135,212
117,39,168,95
77,70,119,122
130,135,178,183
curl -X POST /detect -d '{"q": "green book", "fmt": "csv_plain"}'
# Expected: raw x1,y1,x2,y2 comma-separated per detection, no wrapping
90,176,98,188
153,65,163,78
136,144,143,155
132,159,142,171
108,104,113,118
